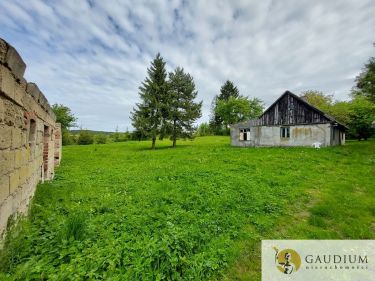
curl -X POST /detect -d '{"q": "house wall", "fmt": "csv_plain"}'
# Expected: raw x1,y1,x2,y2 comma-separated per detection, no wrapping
0,38,61,236
331,127,345,146
231,123,338,147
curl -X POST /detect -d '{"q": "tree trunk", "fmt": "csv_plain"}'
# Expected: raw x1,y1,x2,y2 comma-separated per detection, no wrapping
172,119,177,147
151,137,156,149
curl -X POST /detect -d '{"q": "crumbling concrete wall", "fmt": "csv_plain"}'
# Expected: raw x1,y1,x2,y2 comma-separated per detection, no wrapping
0,38,61,236
230,122,344,147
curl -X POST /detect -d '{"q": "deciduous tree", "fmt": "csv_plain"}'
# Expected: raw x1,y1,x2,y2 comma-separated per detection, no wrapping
215,96,263,128
52,104,77,145
210,80,241,134
354,47,375,103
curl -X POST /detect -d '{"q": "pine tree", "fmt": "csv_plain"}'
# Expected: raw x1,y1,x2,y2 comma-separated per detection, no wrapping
218,80,239,101
210,80,240,134
167,67,202,147
131,53,168,149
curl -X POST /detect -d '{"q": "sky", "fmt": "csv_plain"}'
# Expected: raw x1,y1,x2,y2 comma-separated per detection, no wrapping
0,0,374,131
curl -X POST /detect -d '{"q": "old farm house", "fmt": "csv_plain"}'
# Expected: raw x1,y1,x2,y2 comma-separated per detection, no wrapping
230,91,348,147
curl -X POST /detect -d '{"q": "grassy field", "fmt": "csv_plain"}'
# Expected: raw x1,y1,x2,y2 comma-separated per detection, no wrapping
0,136,374,280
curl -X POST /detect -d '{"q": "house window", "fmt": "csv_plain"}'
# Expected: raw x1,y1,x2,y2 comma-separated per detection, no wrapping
280,127,290,138
239,128,250,141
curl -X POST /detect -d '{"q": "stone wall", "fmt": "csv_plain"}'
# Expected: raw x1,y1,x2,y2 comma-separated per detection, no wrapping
0,38,61,236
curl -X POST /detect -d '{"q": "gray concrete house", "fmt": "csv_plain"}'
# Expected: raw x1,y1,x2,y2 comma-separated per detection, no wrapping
230,91,348,147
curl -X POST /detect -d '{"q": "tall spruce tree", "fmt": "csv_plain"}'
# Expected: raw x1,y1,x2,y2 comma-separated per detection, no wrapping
131,53,168,149
210,80,240,134
218,80,240,100
167,67,202,147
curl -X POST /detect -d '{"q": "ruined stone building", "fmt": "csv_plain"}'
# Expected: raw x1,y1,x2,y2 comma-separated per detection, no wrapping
230,91,348,147
0,38,61,236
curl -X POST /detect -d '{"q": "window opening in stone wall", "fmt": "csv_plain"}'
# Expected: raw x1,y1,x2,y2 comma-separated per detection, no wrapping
28,119,36,145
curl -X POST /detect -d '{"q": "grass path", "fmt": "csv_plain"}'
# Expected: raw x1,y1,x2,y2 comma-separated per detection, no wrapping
0,137,374,280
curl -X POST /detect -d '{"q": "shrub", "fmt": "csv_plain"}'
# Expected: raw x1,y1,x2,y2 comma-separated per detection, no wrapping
62,128,75,145
77,130,94,145
95,134,107,144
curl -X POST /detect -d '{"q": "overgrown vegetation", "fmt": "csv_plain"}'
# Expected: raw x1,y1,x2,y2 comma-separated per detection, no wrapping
52,104,77,145
0,137,373,280
300,46,375,140
301,90,375,140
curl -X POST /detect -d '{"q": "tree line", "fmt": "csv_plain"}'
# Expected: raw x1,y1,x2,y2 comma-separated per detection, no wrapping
300,47,375,140
53,45,374,145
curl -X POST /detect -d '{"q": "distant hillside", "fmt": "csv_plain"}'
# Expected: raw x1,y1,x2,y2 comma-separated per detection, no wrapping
69,130,115,135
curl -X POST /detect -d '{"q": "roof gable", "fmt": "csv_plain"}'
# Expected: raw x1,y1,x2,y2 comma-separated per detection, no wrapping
258,91,348,129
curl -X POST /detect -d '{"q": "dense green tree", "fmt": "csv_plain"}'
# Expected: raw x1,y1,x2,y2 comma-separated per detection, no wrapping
354,47,375,103
348,96,375,140
210,80,241,134
300,90,374,139
51,104,77,146
300,90,351,125
217,80,240,101
215,96,263,128
131,53,168,149
167,67,202,147
52,104,77,129
329,101,352,126
300,90,334,112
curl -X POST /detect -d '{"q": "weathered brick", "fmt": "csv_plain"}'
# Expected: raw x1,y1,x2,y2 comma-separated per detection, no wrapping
14,148,22,168
0,124,12,149
14,107,24,129
20,130,27,147
13,78,26,106
0,149,13,176
0,174,9,203
11,127,22,149
0,97,4,124
4,100,16,126
5,44,26,81
26,83,41,102
36,130,43,144
0,39,7,62
9,169,20,193
0,199,13,235
19,165,28,185
21,147,30,165
0,65,15,100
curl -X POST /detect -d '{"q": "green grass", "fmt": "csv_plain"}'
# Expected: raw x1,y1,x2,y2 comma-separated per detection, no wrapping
0,136,374,280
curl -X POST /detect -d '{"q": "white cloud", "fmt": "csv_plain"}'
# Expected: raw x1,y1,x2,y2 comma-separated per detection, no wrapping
0,0,374,131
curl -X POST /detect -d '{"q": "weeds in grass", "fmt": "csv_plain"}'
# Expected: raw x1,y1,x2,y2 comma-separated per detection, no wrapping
63,213,87,241
0,137,373,280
